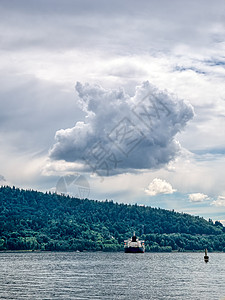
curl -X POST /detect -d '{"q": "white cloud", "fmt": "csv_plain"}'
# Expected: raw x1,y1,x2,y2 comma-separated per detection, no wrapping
188,193,209,202
211,196,225,207
42,159,84,176
49,81,194,176
145,178,176,196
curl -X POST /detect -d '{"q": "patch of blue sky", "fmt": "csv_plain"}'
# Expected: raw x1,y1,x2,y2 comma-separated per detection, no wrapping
204,59,225,67
192,148,225,158
174,65,206,75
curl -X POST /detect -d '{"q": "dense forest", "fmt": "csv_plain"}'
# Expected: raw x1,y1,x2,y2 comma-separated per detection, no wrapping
0,186,225,252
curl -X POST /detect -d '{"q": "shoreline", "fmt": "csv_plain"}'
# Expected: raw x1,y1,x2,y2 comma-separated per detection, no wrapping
1,249,224,253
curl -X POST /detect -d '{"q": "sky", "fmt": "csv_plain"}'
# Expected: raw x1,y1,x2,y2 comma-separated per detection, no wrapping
1,0,225,222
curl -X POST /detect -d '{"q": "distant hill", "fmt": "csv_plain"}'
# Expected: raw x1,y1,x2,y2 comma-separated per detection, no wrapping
0,186,225,252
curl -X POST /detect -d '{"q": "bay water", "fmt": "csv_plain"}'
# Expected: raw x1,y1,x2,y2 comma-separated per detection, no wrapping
0,252,225,299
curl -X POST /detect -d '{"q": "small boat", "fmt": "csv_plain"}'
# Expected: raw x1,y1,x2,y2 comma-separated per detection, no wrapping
124,232,145,253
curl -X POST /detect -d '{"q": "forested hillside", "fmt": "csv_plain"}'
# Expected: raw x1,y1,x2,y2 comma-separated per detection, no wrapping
0,186,225,252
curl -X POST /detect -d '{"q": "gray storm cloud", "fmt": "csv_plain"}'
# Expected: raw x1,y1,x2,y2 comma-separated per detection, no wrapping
49,81,194,176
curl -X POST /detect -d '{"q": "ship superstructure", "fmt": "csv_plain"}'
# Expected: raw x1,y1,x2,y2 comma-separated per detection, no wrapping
124,232,145,253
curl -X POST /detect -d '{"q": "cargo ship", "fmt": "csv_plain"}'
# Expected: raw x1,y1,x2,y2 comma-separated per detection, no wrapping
124,232,145,253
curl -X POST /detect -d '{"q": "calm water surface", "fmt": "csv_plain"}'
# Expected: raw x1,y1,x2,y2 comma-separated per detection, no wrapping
0,252,225,299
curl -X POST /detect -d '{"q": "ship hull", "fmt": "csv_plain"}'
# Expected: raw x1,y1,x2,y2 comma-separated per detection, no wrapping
124,247,145,253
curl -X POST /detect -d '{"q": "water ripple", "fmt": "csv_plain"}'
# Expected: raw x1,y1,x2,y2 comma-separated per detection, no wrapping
0,252,225,299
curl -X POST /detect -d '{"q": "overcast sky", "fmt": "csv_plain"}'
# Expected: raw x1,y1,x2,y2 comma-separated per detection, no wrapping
1,0,225,222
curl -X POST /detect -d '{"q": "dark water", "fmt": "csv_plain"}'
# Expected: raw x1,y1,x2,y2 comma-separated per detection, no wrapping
0,252,225,299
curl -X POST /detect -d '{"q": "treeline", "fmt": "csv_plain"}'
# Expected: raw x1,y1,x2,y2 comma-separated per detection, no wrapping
0,186,225,252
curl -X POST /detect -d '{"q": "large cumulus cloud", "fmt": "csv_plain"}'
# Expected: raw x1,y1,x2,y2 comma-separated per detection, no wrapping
49,81,194,176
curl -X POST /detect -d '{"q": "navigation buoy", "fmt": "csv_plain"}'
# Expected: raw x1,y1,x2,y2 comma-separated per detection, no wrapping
204,248,209,263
